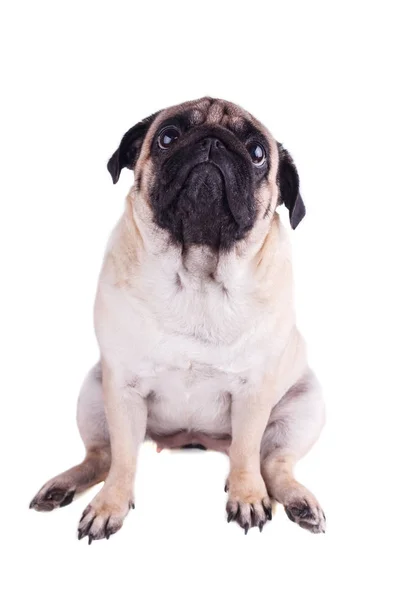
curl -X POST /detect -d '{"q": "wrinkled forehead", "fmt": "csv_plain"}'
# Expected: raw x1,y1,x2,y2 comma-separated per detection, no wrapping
148,97,275,145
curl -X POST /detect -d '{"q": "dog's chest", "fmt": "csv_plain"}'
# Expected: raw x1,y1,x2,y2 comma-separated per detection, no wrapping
100,250,272,435
132,270,268,435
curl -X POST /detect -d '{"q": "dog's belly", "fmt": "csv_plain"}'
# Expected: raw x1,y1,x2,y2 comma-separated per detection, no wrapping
149,430,231,452
144,364,234,441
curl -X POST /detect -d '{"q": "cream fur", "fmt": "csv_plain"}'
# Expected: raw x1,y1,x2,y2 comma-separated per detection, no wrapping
30,98,326,540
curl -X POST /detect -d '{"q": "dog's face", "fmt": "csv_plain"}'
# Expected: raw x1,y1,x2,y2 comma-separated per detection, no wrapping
108,97,305,250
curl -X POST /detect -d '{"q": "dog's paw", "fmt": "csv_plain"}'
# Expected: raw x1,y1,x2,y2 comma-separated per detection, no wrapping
30,480,76,512
284,493,326,534
225,470,272,533
77,489,134,543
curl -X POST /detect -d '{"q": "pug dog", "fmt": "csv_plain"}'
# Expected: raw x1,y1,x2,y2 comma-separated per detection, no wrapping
30,97,326,542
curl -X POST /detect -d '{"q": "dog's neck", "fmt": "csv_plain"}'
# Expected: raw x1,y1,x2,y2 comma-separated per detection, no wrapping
102,190,283,296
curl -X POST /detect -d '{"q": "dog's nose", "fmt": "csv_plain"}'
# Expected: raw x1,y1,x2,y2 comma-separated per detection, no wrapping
201,137,226,157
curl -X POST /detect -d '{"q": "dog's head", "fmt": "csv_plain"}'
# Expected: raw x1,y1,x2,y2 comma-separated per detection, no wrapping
108,97,305,250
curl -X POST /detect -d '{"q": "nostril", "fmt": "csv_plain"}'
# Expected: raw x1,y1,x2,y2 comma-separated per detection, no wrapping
201,137,225,154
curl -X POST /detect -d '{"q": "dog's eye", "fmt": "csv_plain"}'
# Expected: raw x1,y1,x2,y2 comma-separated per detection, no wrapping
158,127,180,149
247,142,267,167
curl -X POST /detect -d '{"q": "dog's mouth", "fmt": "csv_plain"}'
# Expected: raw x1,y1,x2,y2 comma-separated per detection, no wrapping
150,133,257,250
179,161,226,216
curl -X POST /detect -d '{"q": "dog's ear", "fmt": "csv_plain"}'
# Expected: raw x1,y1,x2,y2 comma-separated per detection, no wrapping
107,111,160,184
277,143,306,229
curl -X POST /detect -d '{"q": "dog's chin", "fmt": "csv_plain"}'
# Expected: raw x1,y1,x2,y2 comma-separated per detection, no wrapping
154,161,255,250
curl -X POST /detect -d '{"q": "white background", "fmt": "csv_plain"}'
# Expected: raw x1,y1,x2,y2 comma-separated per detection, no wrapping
1,1,399,598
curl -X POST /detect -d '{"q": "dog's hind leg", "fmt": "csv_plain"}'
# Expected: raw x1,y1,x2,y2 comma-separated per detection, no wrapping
260,368,327,533
30,362,111,511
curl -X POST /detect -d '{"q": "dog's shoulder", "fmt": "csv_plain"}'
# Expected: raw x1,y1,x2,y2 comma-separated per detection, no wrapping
95,210,296,375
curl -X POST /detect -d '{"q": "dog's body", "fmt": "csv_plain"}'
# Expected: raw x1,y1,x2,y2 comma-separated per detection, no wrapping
30,97,326,541
100,210,298,440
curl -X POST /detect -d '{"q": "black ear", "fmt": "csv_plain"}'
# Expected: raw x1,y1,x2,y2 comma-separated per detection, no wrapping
277,143,306,229
107,111,159,184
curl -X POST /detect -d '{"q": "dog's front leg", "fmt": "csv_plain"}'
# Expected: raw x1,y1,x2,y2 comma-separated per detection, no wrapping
226,385,274,533
78,361,146,543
